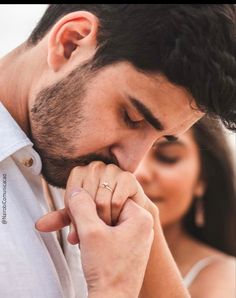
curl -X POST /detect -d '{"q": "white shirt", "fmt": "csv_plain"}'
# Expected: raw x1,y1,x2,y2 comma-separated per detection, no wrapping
0,102,87,298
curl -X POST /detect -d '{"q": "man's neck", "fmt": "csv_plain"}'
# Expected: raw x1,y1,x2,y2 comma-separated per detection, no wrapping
0,41,46,136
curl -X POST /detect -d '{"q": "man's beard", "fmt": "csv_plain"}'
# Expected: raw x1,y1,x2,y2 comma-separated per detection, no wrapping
29,61,117,189
31,149,118,189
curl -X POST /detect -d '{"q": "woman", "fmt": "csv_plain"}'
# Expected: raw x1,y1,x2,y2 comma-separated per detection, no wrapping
135,116,236,297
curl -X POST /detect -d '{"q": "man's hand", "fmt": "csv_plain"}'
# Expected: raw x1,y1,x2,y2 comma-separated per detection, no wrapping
36,161,158,244
67,188,154,297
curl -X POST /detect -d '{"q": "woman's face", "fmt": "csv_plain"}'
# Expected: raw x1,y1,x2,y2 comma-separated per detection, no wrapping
135,130,204,227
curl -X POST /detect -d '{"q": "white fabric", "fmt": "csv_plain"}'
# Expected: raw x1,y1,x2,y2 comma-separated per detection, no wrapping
0,102,87,297
183,256,215,288
48,185,88,297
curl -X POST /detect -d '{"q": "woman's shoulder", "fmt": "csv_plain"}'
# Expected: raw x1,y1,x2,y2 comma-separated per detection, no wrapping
180,236,235,297
188,245,235,298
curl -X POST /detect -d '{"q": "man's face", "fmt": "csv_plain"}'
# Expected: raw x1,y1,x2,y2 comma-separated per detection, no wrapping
29,61,203,188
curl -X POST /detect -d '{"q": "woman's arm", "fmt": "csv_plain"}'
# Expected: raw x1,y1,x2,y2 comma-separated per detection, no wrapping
139,204,190,298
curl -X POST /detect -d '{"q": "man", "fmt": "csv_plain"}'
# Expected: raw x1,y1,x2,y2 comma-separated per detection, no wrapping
0,4,235,297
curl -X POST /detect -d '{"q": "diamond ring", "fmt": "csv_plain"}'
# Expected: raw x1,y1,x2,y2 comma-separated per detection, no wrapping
100,181,113,192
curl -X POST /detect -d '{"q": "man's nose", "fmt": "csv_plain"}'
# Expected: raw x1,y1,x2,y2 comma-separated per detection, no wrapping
134,156,154,184
111,134,157,173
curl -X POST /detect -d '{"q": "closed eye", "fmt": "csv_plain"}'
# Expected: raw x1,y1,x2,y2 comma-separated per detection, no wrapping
155,154,180,164
123,110,143,129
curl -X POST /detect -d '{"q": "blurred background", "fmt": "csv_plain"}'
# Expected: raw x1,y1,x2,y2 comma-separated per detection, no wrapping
0,4,235,163
0,5,48,57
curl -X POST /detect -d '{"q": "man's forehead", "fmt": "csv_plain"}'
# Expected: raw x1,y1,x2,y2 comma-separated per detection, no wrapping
116,65,204,136
93,62,203,131
125,67,195,109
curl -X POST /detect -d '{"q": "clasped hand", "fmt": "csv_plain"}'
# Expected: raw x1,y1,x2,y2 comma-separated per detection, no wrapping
35,161,157,296
36,160,157,244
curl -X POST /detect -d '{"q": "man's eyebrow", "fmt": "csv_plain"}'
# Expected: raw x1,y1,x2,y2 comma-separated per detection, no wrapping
128,96,178,141
129,96,164,130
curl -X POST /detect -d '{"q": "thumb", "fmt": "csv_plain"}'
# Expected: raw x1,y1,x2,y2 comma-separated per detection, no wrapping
68,188,104,235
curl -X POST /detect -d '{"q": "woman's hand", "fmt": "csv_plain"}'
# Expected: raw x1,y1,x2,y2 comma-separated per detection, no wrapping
36,161,158,244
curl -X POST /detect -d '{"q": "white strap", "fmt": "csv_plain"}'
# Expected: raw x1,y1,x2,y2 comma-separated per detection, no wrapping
183,256,215,288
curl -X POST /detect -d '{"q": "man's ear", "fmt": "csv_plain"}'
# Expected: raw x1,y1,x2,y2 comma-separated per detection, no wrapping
47,11,99,72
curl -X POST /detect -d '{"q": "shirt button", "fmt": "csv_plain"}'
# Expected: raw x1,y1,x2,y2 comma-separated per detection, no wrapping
23,158,34,167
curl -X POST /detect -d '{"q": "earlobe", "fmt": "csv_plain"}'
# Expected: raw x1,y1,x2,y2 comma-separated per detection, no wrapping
47,11,99,72
193,180,206,198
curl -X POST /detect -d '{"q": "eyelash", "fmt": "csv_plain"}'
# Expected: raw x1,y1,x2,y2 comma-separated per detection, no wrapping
124,110,142,129
155,153,180,164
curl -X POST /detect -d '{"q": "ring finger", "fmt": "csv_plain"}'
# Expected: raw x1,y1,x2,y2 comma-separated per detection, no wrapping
95,165,120,225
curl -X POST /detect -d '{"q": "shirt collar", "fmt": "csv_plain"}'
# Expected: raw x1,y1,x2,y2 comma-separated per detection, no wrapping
0,102,42,175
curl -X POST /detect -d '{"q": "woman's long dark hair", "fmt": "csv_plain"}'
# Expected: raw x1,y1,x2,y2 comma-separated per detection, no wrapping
183,116,236,257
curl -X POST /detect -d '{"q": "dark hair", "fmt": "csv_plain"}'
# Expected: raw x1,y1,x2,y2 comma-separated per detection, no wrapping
28,4,236,131
183,116,236,257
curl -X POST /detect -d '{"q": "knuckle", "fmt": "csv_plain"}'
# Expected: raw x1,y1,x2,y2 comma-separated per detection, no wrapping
126,171,136,180
112,196,123,209
118,171,135,182
105,163,119,172
86,161,105,179
70,166,81,177
138,209,154,230
151,201,159,216
88,160,105,171
96,198,108,211
67,166,83,186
